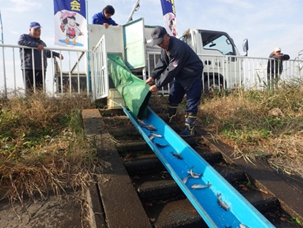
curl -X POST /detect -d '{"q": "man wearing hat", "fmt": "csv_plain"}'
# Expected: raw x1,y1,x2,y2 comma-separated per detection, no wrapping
145,26,204,137
267,47,290,89
18,22,64,92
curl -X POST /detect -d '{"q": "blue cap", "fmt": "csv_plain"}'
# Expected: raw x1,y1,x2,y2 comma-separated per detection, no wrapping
29,22,41,29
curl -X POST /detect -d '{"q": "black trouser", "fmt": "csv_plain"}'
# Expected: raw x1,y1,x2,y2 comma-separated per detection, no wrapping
267,73,281,90
22,69,46,91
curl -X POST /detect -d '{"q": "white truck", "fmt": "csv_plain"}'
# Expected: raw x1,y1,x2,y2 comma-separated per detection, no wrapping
88,18,248,96
180,29,248,91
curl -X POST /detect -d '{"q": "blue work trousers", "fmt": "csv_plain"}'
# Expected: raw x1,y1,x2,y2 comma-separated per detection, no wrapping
169,77,202,114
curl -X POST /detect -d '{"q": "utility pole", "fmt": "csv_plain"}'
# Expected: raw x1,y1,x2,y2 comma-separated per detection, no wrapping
0,8,7,98
126,0,140,23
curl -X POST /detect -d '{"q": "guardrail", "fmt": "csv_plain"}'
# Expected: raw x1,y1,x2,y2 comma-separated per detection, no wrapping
1,43,303,99
0,44,89,98
239,55,303,90
146,52,303,95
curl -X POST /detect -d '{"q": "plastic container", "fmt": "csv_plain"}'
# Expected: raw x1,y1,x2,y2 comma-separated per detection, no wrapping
107,88,126,109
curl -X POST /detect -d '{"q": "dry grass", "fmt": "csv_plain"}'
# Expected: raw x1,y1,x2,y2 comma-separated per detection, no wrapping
0,92,99,202
198,82,303,178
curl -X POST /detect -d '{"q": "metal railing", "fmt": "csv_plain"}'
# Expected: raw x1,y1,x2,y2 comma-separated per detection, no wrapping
1,43,303,99
146,51,303,95
0,44,89,98
90,35,109,100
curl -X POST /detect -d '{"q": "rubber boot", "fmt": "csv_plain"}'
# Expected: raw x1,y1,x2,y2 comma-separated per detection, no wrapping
180,112,197,137
165,105,178,123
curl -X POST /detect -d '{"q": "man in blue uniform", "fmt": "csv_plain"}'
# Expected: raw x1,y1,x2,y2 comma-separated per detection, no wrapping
18,22,64,92
92,5,119,28
146,26,204,137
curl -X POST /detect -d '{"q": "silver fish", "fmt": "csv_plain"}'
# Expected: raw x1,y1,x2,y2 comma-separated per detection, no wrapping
217,193,229,211
150,132,162,138
155,143,167,148
149,135,155,141
191,182,211,189
182,175,191,184
187,166,202,179
137,119,157,131
171,152,183,160
240,224,249,228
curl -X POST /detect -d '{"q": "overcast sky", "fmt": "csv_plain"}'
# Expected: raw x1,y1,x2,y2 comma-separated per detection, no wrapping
0,0,302,59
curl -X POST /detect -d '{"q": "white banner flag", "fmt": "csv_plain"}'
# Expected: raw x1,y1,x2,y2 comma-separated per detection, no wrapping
160,0,177,37
53,0,87,49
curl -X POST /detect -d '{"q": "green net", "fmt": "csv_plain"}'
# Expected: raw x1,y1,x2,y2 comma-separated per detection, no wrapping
107,54,151,119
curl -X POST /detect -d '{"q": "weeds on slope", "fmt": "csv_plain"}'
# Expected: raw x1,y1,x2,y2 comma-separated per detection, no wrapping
198,81,303,178
0,93,99,202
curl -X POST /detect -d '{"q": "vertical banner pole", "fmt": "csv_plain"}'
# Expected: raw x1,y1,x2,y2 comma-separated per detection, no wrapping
0,9,7,97
86,0,91,93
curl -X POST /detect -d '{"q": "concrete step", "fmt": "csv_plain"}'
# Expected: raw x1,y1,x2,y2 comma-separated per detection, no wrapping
240,189,280,213
136,170,285,227
90,108,302,228
212,164,247,185
109,125,200,144
134,173,182,202
145,198,208,228
238,190,300,227
124,151,227,177
195,151,223,165
145,187,287,228
131,166,247,203
109,126,141,137
121,151,157,162
102,116,131,127
115,139,150,153
124,158,166,175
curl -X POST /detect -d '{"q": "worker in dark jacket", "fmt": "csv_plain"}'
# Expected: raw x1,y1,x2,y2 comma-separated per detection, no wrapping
146,26,203,137
267,47,290,89
18,22,63,91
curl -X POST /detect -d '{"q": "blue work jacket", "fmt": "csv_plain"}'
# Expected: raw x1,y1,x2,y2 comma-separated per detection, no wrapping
151,36,203,90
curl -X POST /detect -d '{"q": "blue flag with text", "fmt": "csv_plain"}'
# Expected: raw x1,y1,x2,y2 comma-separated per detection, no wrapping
160,0,177,37
53,0,87,49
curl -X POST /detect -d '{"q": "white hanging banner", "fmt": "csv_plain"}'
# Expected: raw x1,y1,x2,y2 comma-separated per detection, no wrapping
53,0,87,49
160,0,177,37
